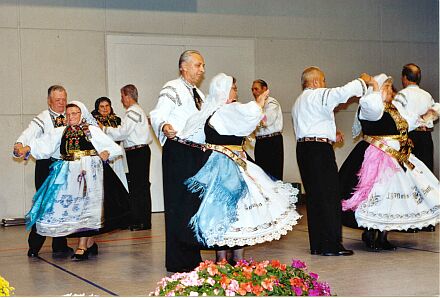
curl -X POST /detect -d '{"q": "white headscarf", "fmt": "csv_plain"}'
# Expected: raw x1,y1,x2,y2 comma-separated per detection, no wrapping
69,100,98,126
352,73,392,138
180,73,233,140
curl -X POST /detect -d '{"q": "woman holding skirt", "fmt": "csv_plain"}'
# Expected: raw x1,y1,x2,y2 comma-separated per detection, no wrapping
22,101,130,261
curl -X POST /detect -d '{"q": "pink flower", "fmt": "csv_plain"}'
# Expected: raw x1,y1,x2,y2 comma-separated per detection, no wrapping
310,272,319,280
225,289,236,296
291,259,307,269
293,286,303,296
228,280,239,292
261,278,274,291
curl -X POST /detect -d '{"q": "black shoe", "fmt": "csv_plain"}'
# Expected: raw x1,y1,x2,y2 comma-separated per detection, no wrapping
71,248,89,261
421,225,436,232
310,249,322,255
400,228,418,233
380,239,397,251
27,249,39,258
52,247,74,257
130,224,151,231
321,250,354,256
87,243,99,256
362,229,377,250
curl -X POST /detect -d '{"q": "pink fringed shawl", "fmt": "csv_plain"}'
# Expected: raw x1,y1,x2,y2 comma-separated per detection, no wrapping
342,144,400,211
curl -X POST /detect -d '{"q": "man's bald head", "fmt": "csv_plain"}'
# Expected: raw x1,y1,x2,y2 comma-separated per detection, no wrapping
301,66,325,90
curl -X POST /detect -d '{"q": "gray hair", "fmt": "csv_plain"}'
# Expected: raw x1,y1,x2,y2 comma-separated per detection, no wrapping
121,84,138,102
178,50,202,71
47,85,66,97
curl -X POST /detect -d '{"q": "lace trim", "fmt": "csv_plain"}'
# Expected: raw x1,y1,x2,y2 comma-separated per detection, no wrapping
205,182,301,247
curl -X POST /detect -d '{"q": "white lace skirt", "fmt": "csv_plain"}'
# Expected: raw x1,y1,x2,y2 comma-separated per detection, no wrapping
213,161,301,247
355,154,440,231
36,156,105,237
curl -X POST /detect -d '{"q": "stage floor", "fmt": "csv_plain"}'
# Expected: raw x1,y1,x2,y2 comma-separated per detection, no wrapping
0,204,438,296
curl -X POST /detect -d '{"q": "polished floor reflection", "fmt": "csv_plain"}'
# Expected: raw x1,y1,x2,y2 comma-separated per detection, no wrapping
0,205,438,297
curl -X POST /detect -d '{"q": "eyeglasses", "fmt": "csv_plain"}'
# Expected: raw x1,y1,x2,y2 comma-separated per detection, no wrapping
66,112,81,117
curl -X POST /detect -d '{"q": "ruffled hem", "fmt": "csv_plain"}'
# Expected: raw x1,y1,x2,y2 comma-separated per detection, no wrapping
208,209,302,247
356,217,439,232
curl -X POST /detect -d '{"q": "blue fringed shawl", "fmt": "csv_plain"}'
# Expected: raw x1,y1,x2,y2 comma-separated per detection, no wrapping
185,151,248,246
25,160,69,230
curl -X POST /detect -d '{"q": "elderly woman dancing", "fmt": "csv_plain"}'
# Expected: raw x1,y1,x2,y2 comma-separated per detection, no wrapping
339,74,439,251
21,101,130,261
180,73,301,264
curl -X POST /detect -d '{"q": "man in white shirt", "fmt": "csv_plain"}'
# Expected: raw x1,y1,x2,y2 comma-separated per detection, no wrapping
395,63,435,171
13,85,72,257
292,66,372,256
104,84,153,231
395,63,436,232
150,50,206,273
252,79,284,180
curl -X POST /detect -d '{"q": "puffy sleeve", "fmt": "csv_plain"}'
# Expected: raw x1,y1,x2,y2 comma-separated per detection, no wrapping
209,101,264,136
105,109,139,141
358,92,384,121
16,111,47,146
89,126,123,161
322,78,367,110
149,85,178,144
27,127,64,159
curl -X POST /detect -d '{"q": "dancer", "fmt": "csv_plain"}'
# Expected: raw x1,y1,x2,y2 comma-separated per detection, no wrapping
341,74,439,250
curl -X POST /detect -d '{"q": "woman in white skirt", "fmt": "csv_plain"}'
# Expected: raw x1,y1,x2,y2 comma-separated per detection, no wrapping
22,101,130,260
340,74,439,250
179,73,301,264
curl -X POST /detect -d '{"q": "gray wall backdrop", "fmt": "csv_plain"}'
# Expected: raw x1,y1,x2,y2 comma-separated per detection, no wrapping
0,0,438,220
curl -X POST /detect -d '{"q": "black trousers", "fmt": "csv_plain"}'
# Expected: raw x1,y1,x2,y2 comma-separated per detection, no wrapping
125,146,152,227
296,142,342,252
162,139,205,272
28,159,68,252
254,134,284,180
409,131,433,171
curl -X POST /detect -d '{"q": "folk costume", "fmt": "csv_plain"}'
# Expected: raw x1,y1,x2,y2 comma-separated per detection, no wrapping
150,76,206,272
25,101,130,237
292,76,367,255
104,102,152,230
181,73,301,248
15,107,69,254
341,75,439,233
254,96,284,180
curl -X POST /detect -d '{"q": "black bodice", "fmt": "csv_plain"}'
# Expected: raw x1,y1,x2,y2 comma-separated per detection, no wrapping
204,116,244,146
60,125,94,155
359,108,399,136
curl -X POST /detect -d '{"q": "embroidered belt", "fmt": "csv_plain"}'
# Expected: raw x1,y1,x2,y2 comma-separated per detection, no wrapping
364,135,414,170
205,143,247,170
62,149,98,161
223,145,244,152
172,137,247,171
415,126,433,132
256,131,282,140
297,137,333,145
125,144,147,151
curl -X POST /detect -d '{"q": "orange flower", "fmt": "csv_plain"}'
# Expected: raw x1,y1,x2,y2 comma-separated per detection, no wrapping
270,259,281,268
261,278,274,291
252,284,264,295
290,277,305,289
239,282,253,294
220,274,231,288
207,264,219,276
254,264,267,276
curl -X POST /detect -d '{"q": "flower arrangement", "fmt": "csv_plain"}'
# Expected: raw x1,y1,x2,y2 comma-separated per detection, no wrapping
0,275,14,296
150,259,332,296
